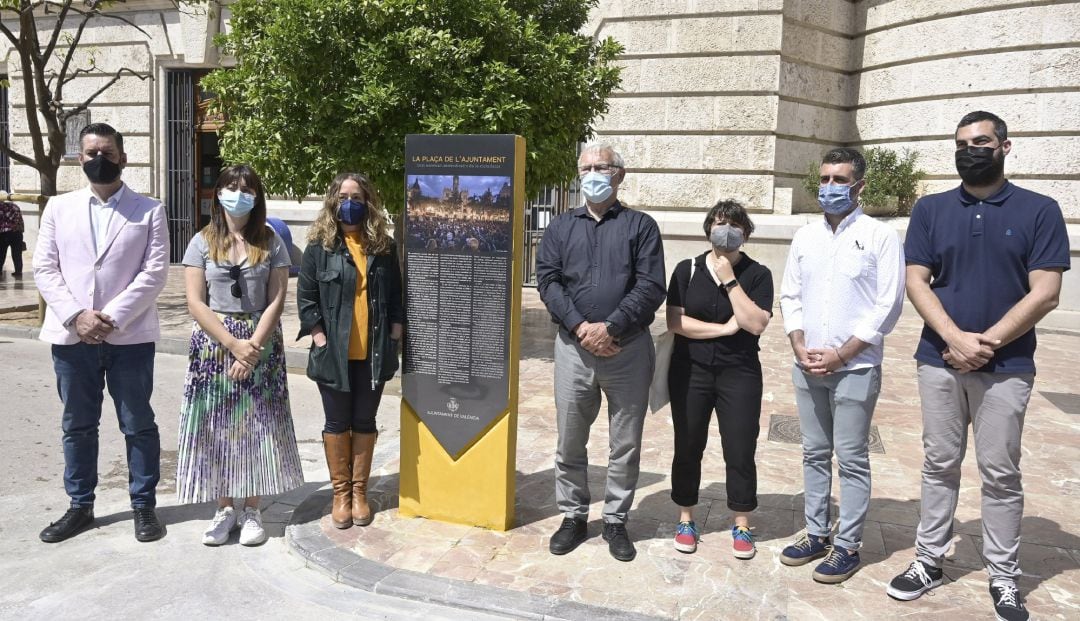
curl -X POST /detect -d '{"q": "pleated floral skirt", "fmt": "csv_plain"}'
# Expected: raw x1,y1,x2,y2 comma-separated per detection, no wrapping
176,313,304,503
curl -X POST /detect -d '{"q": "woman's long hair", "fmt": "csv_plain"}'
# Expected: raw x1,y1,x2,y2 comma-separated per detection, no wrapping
307,172,392,255
201,164,272,265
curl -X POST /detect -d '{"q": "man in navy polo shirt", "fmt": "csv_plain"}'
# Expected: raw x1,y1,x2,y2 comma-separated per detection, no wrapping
886,111,1070,621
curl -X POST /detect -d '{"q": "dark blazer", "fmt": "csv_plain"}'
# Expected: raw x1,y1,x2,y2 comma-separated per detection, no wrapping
297,238,404,391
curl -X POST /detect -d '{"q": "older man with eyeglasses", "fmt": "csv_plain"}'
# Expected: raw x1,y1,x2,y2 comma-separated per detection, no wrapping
536,143,666,562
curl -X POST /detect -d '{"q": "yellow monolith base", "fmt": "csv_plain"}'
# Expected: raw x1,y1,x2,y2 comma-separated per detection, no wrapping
398,401,517,530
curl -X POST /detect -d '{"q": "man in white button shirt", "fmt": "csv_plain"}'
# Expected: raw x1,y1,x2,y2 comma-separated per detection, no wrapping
778,147,905,584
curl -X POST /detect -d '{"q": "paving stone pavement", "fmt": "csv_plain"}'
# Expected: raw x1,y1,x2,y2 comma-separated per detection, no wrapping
2,265,1077,620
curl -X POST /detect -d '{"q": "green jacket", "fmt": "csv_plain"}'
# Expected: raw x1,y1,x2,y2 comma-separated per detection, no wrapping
296,238,404,391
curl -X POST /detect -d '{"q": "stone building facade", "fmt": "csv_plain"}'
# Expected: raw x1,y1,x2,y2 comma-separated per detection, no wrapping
3,0,1077,325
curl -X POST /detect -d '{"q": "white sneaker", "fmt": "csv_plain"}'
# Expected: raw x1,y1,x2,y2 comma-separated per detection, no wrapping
238,507,267,546
202,506,237,546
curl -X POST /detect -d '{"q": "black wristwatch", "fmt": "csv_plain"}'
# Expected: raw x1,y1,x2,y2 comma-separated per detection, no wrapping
723,279,739,291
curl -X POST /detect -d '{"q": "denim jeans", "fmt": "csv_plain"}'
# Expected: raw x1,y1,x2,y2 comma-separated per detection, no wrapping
52,342,160,508
791,365,881,551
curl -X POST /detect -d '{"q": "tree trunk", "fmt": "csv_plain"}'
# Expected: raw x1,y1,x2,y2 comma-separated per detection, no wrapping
38,169,57,198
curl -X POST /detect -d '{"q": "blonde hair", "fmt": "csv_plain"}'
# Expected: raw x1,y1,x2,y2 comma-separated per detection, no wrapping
307,172,393,254
201,164,271,266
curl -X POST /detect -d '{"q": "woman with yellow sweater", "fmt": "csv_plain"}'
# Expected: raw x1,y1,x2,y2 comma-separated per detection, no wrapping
297,172,403,528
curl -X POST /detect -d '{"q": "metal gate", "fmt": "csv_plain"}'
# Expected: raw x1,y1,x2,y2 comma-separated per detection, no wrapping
165,71,195,263
522,181,578,286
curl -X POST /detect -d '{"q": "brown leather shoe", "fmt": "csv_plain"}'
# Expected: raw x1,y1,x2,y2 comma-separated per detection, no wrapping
351,432,377,526
322,431,352,528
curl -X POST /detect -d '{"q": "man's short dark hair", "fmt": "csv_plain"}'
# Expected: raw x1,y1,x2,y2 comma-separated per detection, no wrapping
821,147,866,181
79,122,124,153
703,199,754,238
957,111,1007,143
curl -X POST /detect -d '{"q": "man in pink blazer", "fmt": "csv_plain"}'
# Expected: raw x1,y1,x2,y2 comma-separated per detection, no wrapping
33,123,170,543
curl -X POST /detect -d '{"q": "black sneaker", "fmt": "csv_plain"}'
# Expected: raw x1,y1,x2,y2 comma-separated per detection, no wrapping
602,522,636,562
40,506,95,543
133,507,167,542
887,560,943,600
548,517,587,555
990,580,1028,621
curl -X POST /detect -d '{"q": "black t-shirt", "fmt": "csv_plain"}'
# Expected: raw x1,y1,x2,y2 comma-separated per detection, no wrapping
666,251,774,367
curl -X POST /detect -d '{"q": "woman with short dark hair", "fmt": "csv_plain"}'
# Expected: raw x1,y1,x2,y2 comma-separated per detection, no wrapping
666,199,774,558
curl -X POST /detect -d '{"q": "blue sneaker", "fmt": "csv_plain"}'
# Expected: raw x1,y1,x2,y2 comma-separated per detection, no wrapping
673,520,698,553
780,533,830,566
813,545,861,583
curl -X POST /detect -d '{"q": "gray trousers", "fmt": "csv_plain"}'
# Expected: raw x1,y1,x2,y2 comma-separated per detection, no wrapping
792,365,882,551
914,363,1033,582
554,329,653,524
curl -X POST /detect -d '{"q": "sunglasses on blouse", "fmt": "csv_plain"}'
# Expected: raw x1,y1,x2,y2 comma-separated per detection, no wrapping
228,265,243,298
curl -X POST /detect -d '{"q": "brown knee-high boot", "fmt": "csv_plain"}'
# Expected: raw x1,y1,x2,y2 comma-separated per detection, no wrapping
351,432,377,526
322,431,352,529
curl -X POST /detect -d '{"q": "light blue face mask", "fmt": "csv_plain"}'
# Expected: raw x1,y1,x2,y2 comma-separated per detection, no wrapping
818,183,857,215
218,189,256,217
580,171,614,204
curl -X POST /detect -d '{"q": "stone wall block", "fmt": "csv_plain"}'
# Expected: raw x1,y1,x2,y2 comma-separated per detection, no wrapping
12,74,152,106
783,0,856,34
780,22,853,73
778,61,852,107
857,49,1080,106
589,0,782,25
642,135,705,169
859,0,1072,33
39,44,152,76
713,95,779,131
594,98,667,132
702,135,775,170
859,5,1080,69
600,20,674,55
773,138,828,177
627,172,773,210
631,56,781,93
776,100,851,143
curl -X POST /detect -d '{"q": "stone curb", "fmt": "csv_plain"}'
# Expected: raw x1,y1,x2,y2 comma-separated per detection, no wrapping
0,325,311,370
285,489,666,621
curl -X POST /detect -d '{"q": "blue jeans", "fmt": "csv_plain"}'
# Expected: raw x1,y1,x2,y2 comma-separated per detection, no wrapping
791,365,881,551
52,342,160,508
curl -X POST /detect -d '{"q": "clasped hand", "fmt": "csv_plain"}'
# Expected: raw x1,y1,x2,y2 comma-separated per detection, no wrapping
575,321,621,357
75,310,115,344
227,338,262,380
943,330,1000,373
795,344,844,375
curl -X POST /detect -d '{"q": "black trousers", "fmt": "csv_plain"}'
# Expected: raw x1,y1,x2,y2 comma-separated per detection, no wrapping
669,357,762,512
318,359,385,434
0,231,24,275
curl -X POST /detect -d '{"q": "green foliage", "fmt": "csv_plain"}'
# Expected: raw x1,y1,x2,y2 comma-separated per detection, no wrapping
801,147,925,216
202,0,623,210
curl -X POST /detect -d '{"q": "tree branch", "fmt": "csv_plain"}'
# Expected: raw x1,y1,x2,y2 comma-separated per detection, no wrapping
60,67,151,121
64,3,152,40
42,0,72,61
52,10,93,102
0,140,42,172
0,17,20,49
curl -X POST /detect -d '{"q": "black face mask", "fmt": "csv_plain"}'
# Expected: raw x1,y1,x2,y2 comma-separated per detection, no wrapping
82,154,122,184
955,146,1004,186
